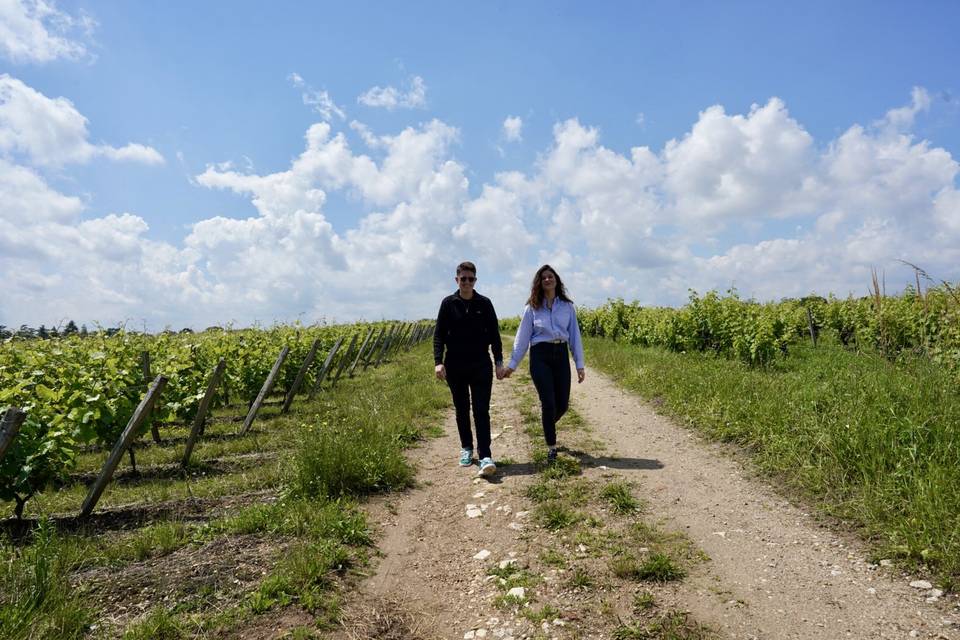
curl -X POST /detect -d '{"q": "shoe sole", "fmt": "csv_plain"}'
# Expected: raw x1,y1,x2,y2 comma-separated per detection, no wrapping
478,463,497,477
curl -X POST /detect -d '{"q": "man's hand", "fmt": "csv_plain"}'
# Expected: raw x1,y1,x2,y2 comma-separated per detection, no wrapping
435,364,446,381
502,366,514,379
577,368,586,384
495,365,505,380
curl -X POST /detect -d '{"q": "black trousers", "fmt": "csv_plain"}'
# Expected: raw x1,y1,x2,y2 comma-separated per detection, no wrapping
529,342,571,447
445,359,493,459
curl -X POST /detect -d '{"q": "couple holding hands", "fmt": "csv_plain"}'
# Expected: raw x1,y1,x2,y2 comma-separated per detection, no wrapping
433,261,585,477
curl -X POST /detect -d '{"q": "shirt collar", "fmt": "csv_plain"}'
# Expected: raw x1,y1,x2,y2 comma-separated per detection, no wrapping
455,290,478,301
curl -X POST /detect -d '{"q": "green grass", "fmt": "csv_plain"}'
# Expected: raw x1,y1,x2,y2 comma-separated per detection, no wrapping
633,591,656,611
293,355,450,499
614,611,711,640
636,553,686,582
525,479,562,503
0,520,93,640
538,548,566,568
568,566,595,589
523,603,561,624
121,607,185,640
534,500,583,531
586,336,960,579
28,456,285,516
600,481,643,514
248,540,349,616
610,552,685,582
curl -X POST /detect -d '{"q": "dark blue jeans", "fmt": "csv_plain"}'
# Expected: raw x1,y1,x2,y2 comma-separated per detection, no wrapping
529,342,571,447
445,359,493,459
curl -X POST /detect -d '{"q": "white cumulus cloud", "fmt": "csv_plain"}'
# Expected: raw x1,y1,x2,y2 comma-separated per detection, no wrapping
287,72,345,121
2,87,958,330
0,0,96,63
357,75,427,110
502,115,523,142
0,75,163,167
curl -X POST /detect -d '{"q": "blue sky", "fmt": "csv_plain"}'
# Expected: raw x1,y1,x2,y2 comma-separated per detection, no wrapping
2,1,959,329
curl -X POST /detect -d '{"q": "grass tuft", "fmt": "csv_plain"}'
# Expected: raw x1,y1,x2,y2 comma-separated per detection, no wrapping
535,501,583,531
600,481,642,514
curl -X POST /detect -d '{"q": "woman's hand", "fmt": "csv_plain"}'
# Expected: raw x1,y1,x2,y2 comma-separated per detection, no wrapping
435,364,446,381
577,368,586,383
502,366,514,379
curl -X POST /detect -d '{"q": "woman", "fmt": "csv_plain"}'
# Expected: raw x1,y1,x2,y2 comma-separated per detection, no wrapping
502,265,585,462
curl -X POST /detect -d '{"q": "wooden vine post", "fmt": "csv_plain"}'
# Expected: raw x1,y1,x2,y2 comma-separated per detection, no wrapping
362,327,386,371
390,323,407,356
0,408,26,463
408,323,422,347
330,332,360,387
240,346,289,435
375,324,398,367
281,338,321,413
181,359,226,467
397,323,412,351
141,351,162,444
348,327,376,377
80,375,168,518
805,307,818,347
308,336,344,399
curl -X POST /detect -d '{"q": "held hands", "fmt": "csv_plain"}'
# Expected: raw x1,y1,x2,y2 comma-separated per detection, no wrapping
495,365,505,380
500,366,514,380
577,368,586,384
435,364,446,381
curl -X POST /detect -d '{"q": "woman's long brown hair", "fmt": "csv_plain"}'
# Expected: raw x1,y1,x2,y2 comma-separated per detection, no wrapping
527,264,573,309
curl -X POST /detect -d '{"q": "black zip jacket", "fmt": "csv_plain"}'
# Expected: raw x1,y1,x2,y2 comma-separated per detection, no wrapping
433,291,504,367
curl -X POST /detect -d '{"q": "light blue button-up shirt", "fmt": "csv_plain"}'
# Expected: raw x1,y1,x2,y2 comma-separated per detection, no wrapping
507,299,585,370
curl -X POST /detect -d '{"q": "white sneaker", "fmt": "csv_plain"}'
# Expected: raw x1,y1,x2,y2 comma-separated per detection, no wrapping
478,457,497,477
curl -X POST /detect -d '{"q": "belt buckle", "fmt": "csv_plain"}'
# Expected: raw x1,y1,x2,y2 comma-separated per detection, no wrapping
551,338,563,344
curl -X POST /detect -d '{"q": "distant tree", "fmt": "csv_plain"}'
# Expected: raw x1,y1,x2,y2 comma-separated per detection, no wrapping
38,325,49,339
64,320,79,335
0,325,10,339
80,324,89,337
16,325,36,339
48,326,60,338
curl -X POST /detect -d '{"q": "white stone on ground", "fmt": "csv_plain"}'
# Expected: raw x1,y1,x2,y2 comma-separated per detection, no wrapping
506,586,525,599
474,549,491,560
910,580,933,589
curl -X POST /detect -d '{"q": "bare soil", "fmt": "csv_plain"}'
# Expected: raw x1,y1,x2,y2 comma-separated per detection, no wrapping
74,534,285,630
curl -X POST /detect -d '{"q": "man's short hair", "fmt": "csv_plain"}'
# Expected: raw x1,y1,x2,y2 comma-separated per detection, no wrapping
456,261,477,275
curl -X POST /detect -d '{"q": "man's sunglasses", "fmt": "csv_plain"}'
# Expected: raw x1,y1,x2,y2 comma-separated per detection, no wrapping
458,276,477,283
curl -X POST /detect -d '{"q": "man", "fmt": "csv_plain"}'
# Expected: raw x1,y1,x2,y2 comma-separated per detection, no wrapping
434,261,504,477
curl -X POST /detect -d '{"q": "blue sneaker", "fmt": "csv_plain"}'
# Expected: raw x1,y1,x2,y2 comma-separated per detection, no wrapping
478,457,497,477
459,448,474,467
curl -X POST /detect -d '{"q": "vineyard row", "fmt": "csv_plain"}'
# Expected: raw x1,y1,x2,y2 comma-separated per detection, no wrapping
576,282,960,371
0,321,435,519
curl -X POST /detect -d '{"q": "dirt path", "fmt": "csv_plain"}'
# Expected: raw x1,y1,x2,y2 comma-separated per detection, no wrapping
571,367,960,640
341,365,959,640
338,376,541,640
